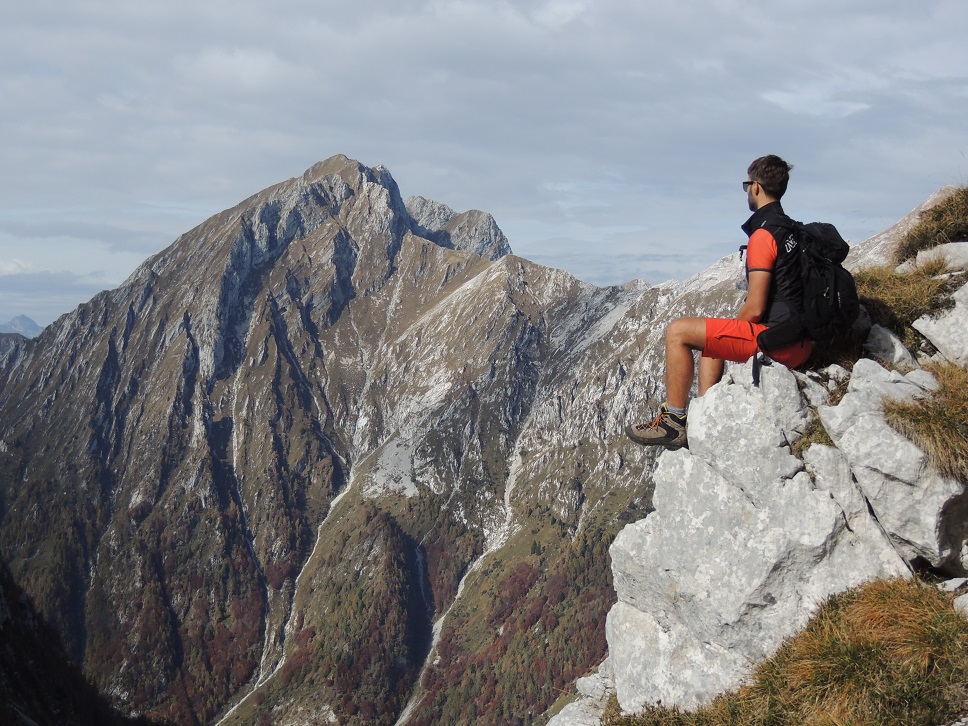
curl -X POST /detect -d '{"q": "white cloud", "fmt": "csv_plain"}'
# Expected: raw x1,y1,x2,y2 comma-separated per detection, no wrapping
174,47,313,91
532,0,589,28
761,90,871,119
0,259,31,276
1,0,967,322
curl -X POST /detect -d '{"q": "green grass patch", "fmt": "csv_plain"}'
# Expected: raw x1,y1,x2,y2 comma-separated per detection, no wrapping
603,577,968,725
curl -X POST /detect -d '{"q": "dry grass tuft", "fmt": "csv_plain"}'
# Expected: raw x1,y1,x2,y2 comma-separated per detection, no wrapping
750,578,968,724
883,362,968,483
804,257,957,369
791,374,849,461
791,415,834,460
894,187,968,265
603,578,968,726
854,260,953,330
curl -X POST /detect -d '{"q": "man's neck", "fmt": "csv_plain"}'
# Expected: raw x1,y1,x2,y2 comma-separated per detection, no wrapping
753,196,780,211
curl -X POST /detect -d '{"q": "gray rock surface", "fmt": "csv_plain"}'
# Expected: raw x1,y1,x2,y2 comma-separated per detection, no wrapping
547,661,614,726
548,699,609,726
819,358,966,569
941,577,968,593
864,323,916,368
604,361,909,712
895,241,968,273
913,280,968,368
956,594,968,618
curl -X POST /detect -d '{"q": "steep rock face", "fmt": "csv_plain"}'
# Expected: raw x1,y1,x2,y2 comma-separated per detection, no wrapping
603,360,917,712
820,358,968,571
0,155,748,724
0,332,23,361
405,195,511,260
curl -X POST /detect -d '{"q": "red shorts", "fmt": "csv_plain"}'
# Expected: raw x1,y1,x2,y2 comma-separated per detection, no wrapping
703,318,812,368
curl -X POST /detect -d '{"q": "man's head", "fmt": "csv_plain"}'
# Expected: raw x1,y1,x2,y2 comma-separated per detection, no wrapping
746,155,793,210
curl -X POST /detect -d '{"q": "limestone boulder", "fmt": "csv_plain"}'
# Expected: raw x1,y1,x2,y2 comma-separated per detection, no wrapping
546,660,614,726
605,362,908,712
864,323,916,368
819,358,966,569
912,280,968,368
894,241,968,273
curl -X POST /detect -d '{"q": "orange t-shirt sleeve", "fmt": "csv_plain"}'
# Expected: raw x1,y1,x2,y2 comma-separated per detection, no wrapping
746,228,777,273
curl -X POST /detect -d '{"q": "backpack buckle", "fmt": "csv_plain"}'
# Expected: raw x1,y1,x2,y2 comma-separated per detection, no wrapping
751,353,773,387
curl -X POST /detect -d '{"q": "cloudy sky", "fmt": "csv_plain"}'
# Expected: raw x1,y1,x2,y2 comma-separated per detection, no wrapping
2,1,967,326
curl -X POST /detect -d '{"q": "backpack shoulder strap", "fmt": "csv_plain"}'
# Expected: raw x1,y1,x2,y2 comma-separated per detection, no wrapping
761,215,801,256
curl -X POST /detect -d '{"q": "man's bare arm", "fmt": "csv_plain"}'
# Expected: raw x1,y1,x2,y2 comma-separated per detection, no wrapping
737,270,770,323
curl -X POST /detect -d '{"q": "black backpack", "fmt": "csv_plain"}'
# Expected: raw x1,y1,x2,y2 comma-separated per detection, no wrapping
755,220,860,353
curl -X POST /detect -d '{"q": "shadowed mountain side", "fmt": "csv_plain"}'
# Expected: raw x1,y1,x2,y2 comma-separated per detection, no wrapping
0,557,155,726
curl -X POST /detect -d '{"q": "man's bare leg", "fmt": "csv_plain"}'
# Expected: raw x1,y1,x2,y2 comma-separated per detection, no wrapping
698,356,725,396
664,317,707,410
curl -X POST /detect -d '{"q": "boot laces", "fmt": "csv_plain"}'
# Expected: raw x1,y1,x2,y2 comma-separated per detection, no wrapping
647,410,668,430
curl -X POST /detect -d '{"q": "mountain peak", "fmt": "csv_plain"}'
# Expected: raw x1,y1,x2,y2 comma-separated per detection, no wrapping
406,195,511,261
301,154,382,187
0,315,42,338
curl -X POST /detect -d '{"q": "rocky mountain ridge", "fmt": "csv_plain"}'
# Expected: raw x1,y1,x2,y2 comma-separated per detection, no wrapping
0,154,744,724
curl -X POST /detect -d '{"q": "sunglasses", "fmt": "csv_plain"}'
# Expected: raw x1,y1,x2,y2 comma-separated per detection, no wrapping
743,180,756,192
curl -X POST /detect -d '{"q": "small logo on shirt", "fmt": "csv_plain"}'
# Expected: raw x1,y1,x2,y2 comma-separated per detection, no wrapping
784,234,797,253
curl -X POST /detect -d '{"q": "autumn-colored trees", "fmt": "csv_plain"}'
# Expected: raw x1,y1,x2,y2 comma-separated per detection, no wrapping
409,521,616,724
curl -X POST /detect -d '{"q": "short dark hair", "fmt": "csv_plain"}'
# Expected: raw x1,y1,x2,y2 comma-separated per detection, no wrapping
747,155,793,199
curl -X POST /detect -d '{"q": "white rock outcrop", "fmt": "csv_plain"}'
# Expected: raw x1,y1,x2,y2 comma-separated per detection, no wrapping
548,661,615,726
602,360,911,712
895,241,968,273
912,280,968,368
863,323,916,368
554,348,966,722
819,358,967,570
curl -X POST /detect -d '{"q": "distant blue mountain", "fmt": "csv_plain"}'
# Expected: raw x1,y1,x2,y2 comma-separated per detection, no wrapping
0,315,43,338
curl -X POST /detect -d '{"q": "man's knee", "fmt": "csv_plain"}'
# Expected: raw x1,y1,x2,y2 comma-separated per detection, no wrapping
667,317,706,349
666,317,688,343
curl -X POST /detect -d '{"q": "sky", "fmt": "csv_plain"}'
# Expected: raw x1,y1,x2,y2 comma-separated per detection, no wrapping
2,1,967,327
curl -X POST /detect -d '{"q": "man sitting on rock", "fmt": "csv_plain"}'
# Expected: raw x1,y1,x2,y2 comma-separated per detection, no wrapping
626,154,813,449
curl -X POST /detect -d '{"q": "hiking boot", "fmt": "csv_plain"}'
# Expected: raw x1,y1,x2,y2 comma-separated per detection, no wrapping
625,404,688,449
